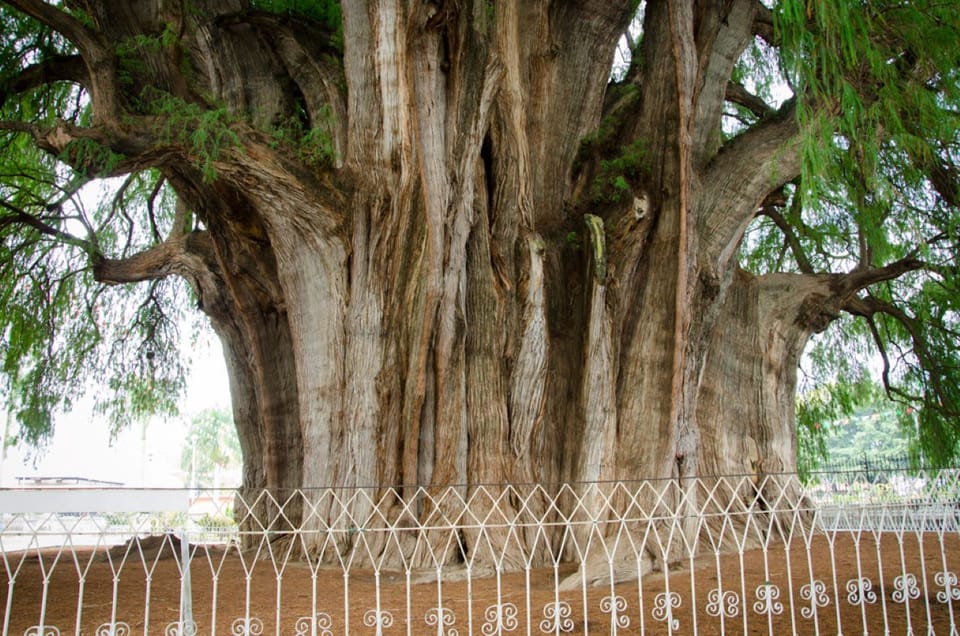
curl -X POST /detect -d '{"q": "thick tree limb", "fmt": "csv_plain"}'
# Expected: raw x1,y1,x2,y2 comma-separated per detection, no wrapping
834,257,926,297
249,15,347,158
93,240,180,284
699,99,801,269
92,230,215,286
753,2,775,46
2,0,119,121
2,0,97,52
0,55,88,103
0,118,170,177
725,80,775,120
691,0,758,166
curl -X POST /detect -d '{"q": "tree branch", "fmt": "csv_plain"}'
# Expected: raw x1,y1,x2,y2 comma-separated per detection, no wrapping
857,311,916,403
753,2,775,46
700,99,802,269
92,230,215,286
725,80,775,119
0,199,95,254
0,118,167,177
2,0,120,121
0,55,88,104
844,293,955,414
834,257,926,297
691,0,759,166
758,192,815,274
1,0,96,51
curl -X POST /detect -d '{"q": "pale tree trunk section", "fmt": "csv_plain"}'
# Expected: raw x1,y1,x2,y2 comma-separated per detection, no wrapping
696,271,816,480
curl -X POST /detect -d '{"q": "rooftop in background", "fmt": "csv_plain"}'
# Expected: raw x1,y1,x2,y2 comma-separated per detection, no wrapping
13,476,124,488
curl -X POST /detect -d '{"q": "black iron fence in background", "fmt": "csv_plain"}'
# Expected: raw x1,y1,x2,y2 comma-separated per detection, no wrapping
806,453,917,481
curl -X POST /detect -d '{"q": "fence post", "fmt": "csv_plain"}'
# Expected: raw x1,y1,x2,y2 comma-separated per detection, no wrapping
181,528,193,635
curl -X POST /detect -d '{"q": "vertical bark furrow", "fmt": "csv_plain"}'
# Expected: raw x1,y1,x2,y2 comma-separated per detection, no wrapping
575,215,617,486
508,234,548,478
464,185,510,486
342,197,385,492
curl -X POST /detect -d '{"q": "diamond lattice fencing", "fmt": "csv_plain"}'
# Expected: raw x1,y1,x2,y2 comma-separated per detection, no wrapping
1,470,958,635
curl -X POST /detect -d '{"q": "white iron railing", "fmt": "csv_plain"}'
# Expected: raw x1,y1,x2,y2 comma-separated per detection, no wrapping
1,470,958,635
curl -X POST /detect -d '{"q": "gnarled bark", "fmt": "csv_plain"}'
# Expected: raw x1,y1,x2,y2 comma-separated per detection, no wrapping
5,0,924,576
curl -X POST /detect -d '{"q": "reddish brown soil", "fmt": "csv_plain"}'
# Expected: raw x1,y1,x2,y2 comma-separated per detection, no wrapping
3,533,959,635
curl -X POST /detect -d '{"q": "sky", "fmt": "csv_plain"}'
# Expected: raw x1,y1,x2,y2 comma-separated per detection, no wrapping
0,329,231,488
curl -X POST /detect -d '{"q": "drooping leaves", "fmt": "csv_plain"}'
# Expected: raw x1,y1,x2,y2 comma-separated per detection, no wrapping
736,0,960,465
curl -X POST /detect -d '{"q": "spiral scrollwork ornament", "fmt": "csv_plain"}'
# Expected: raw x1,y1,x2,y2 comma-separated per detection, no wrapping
293,613,334,636
481,602,518,635
753,583,784,616
600,594,630,629
651,592,681,632
363,609,395,630
935,571,960,604
539,600,574,633
95,622,131,636
163,620,197,636
705,588,740,618
425,607,457,635
845,577,877,605
892,573,921,603
230,617,264,636
799,580,830,619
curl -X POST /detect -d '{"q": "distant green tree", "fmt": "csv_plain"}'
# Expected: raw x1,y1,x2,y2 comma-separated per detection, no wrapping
827,407,912,465
181,408,240,489
796,373,875,477
797,375,928,478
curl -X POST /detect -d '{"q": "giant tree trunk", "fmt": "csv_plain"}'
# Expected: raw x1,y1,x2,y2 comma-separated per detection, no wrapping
17,0,877,574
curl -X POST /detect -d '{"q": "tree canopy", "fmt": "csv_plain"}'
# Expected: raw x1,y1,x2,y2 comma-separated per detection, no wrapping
0,0,957,472
181,407,241,488
764,0,960,464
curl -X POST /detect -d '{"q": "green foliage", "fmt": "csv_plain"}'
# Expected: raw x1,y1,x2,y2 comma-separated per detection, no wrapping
796,371,879,479
195,510,236,532
59,138,126,179
575,84,648,204
732,1,960,466
0,1,343,453
181,408,241,488
776,0,960,223
0,141,190,447
147,92,242,182
115,25,180,90
0,6,80,126
589,139,648,204
268,104,337,168
251,0,342,50
579,84,639,155
116,24,179,59
798,379,916,478
297,125,336,167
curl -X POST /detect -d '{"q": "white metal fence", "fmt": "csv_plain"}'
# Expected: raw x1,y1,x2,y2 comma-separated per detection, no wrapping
1,470,958,635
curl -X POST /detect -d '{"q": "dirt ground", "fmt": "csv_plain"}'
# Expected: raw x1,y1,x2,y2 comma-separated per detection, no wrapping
3,532,959,635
